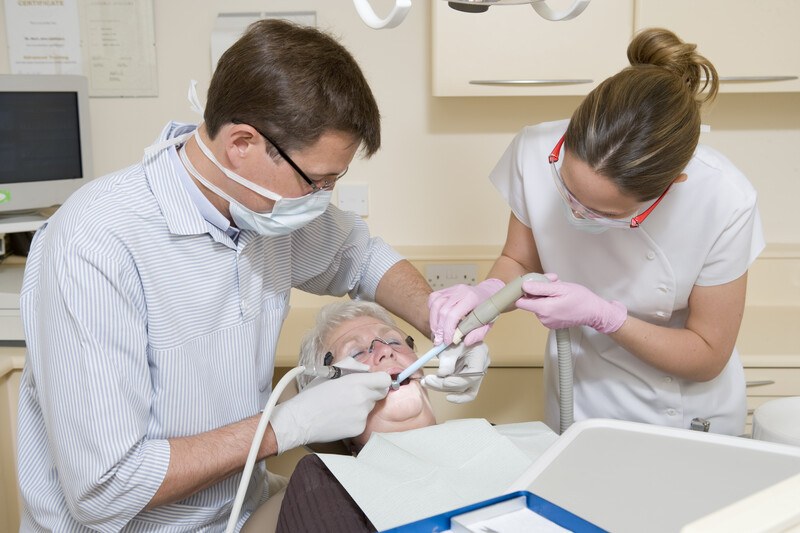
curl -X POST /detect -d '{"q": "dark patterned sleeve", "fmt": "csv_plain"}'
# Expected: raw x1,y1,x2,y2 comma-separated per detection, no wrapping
276,455,376,533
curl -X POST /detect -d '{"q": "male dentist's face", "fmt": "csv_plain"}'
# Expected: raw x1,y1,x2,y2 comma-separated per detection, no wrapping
326,316,437,449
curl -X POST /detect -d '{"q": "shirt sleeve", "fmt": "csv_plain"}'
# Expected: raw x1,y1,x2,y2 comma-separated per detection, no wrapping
489,127,537,229
290,205,403,300
696,174,766,287
20,230,169,530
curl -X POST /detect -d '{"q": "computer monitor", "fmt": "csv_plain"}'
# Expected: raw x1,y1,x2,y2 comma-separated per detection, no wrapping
0,74,93,232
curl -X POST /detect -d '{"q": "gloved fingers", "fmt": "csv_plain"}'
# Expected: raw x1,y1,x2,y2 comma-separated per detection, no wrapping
463,325,492,348
442,376,483,404
544,272,559,282
445,388,480,404
428,286,466,339
421,374,478,393
433,299,477,346
435,343,466,377
341,370,392,399
304,376,327,390
520,279,562,298
271,371,392,453
515,296,542,314
456,341,490,373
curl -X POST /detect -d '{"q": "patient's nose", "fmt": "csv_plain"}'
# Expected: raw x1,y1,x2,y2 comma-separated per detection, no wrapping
369,339,396,363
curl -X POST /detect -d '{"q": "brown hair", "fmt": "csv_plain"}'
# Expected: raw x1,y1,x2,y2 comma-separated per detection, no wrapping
205,19,380,157
565,27,718,200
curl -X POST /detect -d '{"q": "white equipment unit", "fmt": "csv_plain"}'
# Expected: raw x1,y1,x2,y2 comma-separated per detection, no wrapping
510,418,800,533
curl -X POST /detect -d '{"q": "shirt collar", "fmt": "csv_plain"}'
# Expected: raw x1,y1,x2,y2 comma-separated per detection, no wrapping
167,136,240,240
143,121,239,242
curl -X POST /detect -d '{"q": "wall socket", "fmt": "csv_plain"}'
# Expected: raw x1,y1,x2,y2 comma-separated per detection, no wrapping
425,264,478,290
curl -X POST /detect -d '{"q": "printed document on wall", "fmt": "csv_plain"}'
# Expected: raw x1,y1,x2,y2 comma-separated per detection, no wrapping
4,0,82,75
80,0,158,97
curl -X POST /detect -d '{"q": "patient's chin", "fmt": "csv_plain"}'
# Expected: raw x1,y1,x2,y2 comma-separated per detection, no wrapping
354,383,436,448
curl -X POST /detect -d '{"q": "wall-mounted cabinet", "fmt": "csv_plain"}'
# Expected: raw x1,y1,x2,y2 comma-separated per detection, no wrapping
433,0,799,96
636,0,800,93
432,0,634,96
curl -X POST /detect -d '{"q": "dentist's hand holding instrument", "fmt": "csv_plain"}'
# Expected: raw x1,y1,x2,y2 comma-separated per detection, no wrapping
270,360,391,454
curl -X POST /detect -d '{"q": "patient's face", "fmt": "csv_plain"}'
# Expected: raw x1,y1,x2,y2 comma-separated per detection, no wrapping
327,316,437,449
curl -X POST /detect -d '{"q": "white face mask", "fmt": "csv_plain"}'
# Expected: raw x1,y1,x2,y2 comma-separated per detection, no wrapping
561,201,609,234
185,129,332,236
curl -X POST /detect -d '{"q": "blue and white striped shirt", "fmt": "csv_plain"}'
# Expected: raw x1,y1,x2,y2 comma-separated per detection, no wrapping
17,122,402,532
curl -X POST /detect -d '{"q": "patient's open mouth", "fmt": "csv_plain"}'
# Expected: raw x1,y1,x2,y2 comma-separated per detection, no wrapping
390,373,411,387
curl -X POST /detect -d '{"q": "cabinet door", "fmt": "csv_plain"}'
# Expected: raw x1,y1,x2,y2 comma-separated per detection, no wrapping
635,0,800,93
432,1,634,96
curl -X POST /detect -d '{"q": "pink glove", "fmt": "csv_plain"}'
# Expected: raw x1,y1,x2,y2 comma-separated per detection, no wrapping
516,276,627,333
428,279,505,345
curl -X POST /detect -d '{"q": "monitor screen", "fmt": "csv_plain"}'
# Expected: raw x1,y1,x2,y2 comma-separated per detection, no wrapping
0,91,83,184
0,74,92,226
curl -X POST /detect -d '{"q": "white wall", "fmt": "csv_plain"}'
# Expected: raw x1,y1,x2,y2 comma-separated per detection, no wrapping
1,0,798,246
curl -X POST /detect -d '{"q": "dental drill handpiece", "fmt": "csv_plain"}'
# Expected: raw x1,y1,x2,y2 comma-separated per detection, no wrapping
450,272,550,345
391,273,551,390
301,365,369,380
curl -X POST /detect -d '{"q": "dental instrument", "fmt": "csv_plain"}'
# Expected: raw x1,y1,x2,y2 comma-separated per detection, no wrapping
391,343,449,390
301,364,369,380
407,371,487,381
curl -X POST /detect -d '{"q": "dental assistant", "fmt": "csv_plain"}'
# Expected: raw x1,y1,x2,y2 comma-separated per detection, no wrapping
430,27,764,436
15,19,486,532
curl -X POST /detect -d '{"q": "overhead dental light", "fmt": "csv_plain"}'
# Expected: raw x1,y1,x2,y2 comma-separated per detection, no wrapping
353,0,591,29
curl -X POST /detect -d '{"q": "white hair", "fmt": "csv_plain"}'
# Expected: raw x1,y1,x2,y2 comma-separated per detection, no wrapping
296,300,398,389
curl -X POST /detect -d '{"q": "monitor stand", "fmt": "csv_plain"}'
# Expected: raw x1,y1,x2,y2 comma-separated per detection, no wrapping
0,212,48,235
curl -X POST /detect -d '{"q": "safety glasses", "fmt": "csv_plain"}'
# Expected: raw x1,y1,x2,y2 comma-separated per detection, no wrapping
324,330,416,365
232,119,348,193
549,134,670,228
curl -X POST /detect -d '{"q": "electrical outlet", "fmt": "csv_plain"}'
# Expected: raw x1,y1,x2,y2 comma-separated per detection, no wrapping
425,264,478,290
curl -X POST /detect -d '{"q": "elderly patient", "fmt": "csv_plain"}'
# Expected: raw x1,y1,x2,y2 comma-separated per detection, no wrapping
267,300,468,532
297,299,438,453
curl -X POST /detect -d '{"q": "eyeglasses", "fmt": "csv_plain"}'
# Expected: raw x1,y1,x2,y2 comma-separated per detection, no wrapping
232,120,348,193
324,331,415,365
549,134,670,229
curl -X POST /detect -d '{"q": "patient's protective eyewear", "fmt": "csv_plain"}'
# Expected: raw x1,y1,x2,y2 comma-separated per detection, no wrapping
324,332,415,365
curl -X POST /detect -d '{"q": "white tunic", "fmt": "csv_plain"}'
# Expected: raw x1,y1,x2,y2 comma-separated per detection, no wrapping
490,119,765,435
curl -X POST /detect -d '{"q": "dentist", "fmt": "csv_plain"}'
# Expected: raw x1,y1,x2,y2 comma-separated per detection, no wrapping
16,18,485,532
430,28,764,437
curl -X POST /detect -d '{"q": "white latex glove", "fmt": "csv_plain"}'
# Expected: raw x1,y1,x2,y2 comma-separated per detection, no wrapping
270,371,391,454
422,342,490,404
